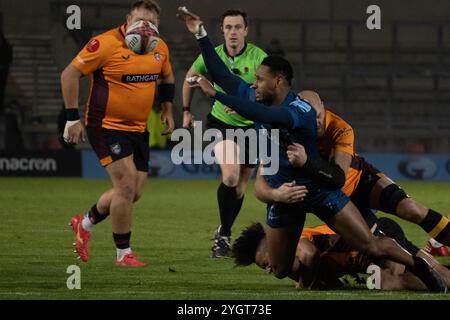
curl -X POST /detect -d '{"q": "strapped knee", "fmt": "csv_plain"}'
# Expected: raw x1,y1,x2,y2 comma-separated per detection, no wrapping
380,184,408,214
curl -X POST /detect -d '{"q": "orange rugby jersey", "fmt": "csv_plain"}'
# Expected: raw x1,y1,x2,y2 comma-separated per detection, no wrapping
317,111,361,197
300,224,336,241
300,225,367,274
72,24,173,132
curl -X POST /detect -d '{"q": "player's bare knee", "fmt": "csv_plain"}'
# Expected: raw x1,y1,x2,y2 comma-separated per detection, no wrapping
222,174,239,187
116,180,136,201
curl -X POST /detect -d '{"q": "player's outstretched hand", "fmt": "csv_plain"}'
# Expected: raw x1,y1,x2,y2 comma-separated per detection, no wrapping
176,7,204,35
223,106,237,115
186,76,216,98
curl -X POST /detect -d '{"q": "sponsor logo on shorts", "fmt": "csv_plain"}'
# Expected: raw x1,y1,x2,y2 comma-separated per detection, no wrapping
110,143,122,155
122,74,159,83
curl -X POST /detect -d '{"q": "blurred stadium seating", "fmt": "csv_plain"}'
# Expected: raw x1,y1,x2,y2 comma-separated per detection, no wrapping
0,0,449,152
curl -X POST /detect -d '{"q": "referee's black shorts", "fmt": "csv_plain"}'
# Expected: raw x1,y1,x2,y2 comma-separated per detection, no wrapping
206,113,257,168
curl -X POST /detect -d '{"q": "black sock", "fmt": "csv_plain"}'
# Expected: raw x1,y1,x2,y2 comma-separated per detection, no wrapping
230,196,244,227
419,209,450,246
217,183,238,237
88,204,109,225
113,232,131,249
418,209,450,245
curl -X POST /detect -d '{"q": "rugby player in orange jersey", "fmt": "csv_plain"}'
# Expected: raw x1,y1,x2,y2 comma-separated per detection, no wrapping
254,90,450,256
61,0,175,266
233,218,450,290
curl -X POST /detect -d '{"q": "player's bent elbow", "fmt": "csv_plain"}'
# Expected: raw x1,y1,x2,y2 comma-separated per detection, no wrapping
333,173,346,190
322,171,345,190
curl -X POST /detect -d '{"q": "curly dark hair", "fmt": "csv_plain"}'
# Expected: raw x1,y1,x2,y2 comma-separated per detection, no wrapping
232,222,265,266
261,55,294,85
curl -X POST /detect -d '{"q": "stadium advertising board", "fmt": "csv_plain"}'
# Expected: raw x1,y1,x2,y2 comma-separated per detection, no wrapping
82,150,450,181
0,151,82,177
363,154,450,181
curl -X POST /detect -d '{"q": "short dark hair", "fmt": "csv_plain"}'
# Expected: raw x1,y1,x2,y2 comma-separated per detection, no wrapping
222,9,248,27
131,0,161,15
232,222,265,266
261,56,294,85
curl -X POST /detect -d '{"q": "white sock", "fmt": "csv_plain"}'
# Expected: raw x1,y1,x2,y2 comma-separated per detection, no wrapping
81,214,94,232
429,238,443,248
117,248,132,261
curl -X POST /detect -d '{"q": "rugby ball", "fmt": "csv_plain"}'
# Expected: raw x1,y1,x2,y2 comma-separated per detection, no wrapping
125,20,160,55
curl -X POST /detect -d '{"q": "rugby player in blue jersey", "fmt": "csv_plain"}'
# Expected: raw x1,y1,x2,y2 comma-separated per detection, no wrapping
177,7,447,292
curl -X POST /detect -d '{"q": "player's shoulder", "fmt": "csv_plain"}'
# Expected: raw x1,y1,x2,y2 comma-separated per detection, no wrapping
325,110,354,142
194,43,224,62
155,38,170,53
88,26,123,48
288,95,314,113
245,43,268,57
214,43,226,53
327,110,353,131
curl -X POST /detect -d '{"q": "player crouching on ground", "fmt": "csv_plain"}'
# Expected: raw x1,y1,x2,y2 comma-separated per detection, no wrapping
233,219,450,291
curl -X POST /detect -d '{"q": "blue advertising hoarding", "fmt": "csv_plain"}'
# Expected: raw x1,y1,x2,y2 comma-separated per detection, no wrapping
82,150,450,181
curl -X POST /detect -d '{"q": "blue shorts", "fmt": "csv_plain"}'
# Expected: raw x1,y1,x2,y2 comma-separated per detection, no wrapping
266,189,350,228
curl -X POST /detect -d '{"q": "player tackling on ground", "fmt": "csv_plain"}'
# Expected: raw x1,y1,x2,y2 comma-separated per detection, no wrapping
176,7,447,292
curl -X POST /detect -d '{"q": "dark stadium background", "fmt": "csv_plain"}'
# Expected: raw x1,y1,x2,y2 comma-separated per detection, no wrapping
0,0,449,303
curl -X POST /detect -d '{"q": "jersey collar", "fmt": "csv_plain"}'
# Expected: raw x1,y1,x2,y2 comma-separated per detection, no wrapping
119,24,126,38
224,42,248,58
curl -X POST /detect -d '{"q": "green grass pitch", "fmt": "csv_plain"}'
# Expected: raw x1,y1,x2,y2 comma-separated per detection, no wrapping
1,178,450,300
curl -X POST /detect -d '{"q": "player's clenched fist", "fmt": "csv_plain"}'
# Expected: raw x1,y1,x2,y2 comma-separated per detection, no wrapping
63,119,85,144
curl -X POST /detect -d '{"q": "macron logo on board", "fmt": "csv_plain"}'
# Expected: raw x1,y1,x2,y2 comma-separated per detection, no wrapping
0,158,57,172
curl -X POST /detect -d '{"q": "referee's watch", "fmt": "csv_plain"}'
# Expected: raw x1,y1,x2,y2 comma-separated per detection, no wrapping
182,106,191,112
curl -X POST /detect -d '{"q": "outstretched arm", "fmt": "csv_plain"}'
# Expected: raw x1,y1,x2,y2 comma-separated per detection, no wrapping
177,6,242,95
215,91,294,127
